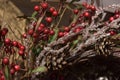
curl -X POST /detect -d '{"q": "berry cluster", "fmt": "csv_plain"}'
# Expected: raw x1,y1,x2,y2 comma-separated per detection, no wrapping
1,1,120,80
0,27,25,79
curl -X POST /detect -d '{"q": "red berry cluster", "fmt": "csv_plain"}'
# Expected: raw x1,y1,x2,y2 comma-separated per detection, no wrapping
22,22,55,43
0,27,24,78
0,27,26,56
107,10,120,35
23,3,61,44
58,26,70,38
34,2,48,11
109,10,120,22
10,64,20,75
3,38,25,56
72,2,97,24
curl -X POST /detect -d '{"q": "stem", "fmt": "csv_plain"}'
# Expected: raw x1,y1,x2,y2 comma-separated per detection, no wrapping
54,6,67,28
35,10,47,31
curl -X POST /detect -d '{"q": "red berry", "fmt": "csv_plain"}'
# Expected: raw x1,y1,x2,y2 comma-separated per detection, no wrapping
74,27,82,33
0,75,5,80
28,29,34,35
114,10,120,14
86,5,91,9
49,30,55,35
71,23,76,27
34,5,40,11
39,23,45,28
45,17,52,23
109,17,114,22
73,9,79,14
0,70,3,75
64,27,70,32
4,38,11,45
2,57,9,65
33,32,38,38
64,32,69,35
52,11,58,16
14,65,20,71
49,7,55,13
41,2,48,9
18,50,24,56
37,27,43,32
110,31,116,35
12,41,18,47
19,45,25,51
114,14,120,19
44,28,49,34
1,28,8,36
83,12,90,17
58,32,64,37
22,33,27,38
10,68,15,75
82,2,87,7
90,5,96,11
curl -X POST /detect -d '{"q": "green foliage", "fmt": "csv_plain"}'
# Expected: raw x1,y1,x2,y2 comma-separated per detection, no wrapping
48,28,59,43
32,66,47,73
32,46,42,56
4,66,9,80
